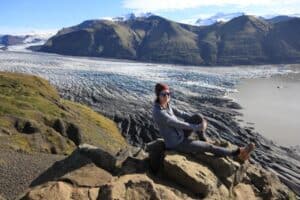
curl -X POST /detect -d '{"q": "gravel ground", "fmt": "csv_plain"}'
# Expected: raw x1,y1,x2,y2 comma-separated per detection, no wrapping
0,149,65,200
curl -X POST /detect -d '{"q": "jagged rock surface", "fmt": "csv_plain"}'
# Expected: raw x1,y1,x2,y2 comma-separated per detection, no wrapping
19,144,295,200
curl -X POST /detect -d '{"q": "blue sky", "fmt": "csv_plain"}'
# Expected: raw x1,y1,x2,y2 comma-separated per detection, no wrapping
1,0,300,35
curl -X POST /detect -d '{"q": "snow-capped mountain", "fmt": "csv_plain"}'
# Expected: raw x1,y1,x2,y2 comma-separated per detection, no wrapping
0,32,54,52
195,12,245,26
180,12,300,26
193,12,300,26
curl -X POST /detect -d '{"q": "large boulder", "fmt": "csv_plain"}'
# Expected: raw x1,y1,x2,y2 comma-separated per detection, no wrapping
29,147,94,188
233,183,257,200
21,181,74,200
98,174,181,200
78,143,118,173
163,152,225,198
245,164,293,199
18,148,113,200
20,181,100,200
58,163,112,187
194,153,240,179
194,152,247,188
22,174,182,200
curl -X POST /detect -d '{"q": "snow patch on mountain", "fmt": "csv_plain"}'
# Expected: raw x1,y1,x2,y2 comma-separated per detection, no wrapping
101,12,154,22
195,12,245,26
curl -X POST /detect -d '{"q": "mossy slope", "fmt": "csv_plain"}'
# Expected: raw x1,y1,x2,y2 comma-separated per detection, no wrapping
0,72,127,155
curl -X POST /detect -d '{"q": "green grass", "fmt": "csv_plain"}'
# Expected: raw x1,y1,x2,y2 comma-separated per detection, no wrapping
63,100,127,153
0,72,127,155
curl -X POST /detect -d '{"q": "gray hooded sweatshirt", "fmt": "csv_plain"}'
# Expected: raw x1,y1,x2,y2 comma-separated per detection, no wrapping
152,101,202,148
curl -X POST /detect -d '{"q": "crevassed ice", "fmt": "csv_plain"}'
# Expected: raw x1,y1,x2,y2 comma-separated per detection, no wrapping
0,51,295,99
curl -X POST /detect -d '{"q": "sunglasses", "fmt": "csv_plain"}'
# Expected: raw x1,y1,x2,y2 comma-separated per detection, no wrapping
159,91,171,97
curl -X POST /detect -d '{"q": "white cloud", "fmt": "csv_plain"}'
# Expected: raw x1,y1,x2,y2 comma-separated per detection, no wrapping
122,0,300,13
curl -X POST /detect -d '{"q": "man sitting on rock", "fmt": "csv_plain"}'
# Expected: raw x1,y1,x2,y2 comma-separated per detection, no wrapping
152,83,255,162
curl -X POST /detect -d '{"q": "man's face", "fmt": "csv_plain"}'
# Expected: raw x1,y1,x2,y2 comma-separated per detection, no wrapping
159,89,170,104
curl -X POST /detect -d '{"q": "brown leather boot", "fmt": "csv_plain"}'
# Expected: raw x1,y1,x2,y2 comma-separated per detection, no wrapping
237,142,255,162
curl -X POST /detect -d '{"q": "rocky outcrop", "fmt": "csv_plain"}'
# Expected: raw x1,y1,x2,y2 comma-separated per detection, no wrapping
60,82,300,196
233,183,257,200
98,174,181,200
19,143,296,200
21,181,86,200
14,119,40,134
245,164,294,199
163,153,225,198
58,163,112,187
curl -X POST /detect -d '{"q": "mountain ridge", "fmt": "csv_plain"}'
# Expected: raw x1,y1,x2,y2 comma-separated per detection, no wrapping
37,14,300,66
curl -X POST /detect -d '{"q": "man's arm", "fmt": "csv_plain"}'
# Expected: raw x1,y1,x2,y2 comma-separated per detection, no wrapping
153,109,202,132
